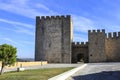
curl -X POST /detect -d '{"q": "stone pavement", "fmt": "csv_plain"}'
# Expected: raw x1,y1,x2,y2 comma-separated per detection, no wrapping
49,64,87,80
67,63,120,80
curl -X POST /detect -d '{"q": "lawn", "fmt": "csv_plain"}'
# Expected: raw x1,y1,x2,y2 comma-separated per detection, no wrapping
0,67,73,80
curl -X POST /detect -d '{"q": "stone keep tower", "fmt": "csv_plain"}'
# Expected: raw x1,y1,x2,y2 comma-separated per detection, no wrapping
35,15,73,63
88,29,106,62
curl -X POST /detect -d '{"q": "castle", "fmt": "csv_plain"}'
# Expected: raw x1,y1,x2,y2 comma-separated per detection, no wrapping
35,15,120,63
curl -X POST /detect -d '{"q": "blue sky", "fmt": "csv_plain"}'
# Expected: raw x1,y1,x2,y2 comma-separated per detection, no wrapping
0,0,120,58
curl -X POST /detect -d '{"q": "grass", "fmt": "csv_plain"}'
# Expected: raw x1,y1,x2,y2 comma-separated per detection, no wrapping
0,67,74,80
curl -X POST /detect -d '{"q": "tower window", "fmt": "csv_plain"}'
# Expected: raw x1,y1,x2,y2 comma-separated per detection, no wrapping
90,54,92,56
49,43,51,48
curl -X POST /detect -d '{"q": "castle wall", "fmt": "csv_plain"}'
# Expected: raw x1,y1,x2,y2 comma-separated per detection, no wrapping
35,15,120,63
72,42,88,63
0,61,47,69
61,16,73,63
88,29,106,62
106,32,120,61
35,15,72,63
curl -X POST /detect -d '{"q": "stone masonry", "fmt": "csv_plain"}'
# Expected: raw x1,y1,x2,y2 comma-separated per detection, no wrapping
88,30,106,62
72,42,88,63
35,15,72,63
35,15,120,63
106,32,120,62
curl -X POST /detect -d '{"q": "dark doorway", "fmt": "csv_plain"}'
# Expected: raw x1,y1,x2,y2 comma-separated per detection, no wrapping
77,53,84,62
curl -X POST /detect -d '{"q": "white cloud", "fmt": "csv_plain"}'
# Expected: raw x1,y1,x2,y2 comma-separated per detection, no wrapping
0,18,35,36
0,0,55,19
20,41,34,45
10,0,29,6
35,3,53,13
73,33,88,42
1,38,24,46
0,18,34,29
73,15,96,33
14,26,34,36
105,25,120,32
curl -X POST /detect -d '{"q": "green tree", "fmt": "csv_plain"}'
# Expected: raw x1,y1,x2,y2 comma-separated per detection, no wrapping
0,44,17,75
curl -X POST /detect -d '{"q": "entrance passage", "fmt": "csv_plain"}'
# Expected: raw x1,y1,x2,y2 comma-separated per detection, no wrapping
77,53,84,62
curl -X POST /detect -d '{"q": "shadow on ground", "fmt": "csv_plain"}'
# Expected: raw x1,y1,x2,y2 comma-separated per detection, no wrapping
72,71,120,80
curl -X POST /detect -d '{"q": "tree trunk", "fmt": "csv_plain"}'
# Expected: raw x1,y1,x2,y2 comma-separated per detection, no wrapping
0,63,4,75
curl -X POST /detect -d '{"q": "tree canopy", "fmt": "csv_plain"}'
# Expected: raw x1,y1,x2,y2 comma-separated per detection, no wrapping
0,44,17,75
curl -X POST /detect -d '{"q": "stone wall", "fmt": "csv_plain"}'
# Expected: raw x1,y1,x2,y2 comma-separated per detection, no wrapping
35,15,72,63
88,29,106,62
35,14,120,63
72,42,88,63
0,61,47,69
106,32,120,62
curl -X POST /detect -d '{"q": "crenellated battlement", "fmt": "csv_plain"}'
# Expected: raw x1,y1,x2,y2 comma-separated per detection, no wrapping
72,42,88,47
106,32,120,39
36,14,120,63
36,15,72,63
88,29,105,33
36,15,71,21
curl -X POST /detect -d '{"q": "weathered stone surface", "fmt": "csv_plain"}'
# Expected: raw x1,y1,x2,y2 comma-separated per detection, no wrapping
35,15,73,63
106,32,120,62
35,15,120,63
72,42,88,63
88,29,106,62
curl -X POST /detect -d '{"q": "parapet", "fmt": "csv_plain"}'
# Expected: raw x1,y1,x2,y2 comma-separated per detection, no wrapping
88,29,105,33
36,16,41,25
107,32,120,39
36,15,71,21
72,42,88,48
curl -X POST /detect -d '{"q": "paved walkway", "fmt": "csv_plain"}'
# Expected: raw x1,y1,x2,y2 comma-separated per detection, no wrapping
49,64,87,80
67,63,120,80
4,63,82,72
